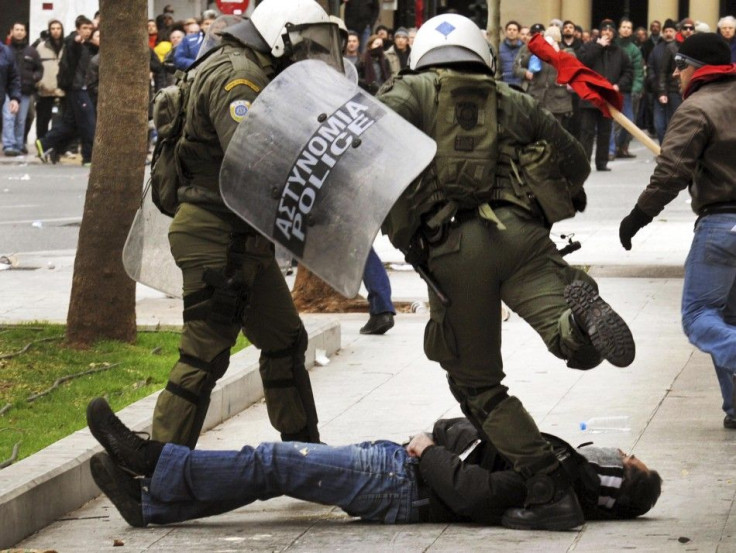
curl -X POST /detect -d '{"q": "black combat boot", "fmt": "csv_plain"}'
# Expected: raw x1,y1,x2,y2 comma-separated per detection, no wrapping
502,465,585,531
565,280,635,367
86,397,163,476
90,452,147,527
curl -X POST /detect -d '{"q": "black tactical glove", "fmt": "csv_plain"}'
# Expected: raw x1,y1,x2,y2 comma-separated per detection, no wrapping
619,205,653,250
571,189,587,213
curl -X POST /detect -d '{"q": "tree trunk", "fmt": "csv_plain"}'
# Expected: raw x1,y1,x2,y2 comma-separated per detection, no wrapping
66,0,149,346
292,266,368,313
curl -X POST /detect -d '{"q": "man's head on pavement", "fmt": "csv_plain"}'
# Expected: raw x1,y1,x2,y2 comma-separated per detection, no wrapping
674,32,732,91
578,446,663,520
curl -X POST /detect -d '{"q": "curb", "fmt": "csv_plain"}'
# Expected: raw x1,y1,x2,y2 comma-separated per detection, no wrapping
0,316,340,549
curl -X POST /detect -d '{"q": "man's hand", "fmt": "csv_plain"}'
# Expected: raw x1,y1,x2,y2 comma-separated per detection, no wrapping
8,99,19,115
406,432,435,458
659,95,668,104
619,205,653,250
597,35,610,47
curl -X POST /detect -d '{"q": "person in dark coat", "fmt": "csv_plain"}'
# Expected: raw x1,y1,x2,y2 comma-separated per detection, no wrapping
85,397,663,528
577,19,633,171
2,22,42,156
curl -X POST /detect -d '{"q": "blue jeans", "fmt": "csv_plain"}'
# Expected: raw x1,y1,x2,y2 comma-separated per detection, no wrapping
653,92,682,144
2,94,31,151
363,247,395,315
681,214,736,416
142,440,421,525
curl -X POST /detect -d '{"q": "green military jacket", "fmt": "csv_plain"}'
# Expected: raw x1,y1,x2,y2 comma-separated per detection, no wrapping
176,38,274,212
376,68,590,250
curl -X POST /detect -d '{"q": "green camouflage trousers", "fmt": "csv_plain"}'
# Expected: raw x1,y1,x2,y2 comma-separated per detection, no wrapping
424,205,599,477
152,203,319,448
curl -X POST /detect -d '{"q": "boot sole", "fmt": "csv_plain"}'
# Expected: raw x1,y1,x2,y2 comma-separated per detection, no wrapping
565,281,635,367
90,452,146,527
501,509,584,531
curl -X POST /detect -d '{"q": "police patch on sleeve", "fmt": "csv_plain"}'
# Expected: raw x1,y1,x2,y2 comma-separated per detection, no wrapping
229,100,251,122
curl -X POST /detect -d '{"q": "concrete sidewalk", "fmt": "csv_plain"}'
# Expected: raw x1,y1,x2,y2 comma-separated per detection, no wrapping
4,142,735,551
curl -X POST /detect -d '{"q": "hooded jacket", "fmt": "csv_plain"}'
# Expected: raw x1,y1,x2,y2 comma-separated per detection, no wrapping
416,418,613,523
636,65,736,217
36,36,65,97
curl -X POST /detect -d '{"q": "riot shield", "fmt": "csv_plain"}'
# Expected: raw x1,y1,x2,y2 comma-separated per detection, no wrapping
196,15,243,59
122,182,182,298
220,60,436,298
343,57,358,84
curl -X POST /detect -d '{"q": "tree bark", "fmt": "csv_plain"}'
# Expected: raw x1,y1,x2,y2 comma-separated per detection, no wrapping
292,266,368,313
66,0,149,346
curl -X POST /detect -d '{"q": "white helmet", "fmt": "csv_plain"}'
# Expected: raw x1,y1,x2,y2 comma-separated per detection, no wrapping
250,0,342,71
409,14,493,72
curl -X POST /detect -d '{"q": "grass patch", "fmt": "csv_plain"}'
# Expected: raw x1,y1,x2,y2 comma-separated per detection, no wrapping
0,324,248,465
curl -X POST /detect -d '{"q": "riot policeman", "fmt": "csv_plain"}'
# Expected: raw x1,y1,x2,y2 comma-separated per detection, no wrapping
377,14,636,530
152,0,344,448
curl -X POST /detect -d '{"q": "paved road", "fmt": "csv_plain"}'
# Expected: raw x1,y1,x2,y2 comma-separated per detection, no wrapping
7,142,731,551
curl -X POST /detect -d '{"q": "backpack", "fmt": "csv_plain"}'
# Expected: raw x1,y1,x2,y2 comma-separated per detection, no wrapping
149,45,224,217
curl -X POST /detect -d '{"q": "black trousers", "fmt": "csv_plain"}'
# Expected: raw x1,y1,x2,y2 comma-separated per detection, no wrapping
579,108,612,170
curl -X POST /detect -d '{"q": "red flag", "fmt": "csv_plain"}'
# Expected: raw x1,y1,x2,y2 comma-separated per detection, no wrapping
527,34,623,118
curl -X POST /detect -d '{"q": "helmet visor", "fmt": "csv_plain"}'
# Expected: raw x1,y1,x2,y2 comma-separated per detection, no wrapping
285,22,344,73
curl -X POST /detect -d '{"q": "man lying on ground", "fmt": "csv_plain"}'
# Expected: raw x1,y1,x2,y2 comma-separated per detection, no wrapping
85,397,662,528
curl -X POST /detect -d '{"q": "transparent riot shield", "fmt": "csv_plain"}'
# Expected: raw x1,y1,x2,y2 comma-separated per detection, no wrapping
122,182,182,298
196,15,243,59
220,59,436,298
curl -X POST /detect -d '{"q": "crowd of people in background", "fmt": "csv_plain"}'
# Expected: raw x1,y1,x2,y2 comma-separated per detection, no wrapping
1,7,736,169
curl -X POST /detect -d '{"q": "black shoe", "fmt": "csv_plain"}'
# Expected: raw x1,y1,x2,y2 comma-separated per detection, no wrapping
20,146,28,155
596,165,612,171
90,452,146,527
616,149,636,159
359,312,395,335
502,487,584,530
724,415,736,429
4,149,20,157
565,280,635,367
86,397,155,476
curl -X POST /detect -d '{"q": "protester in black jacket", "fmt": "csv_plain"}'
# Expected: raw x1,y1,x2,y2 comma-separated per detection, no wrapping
85,398,662,528
578,19,633,171
2,22,42,156
35,15,96,166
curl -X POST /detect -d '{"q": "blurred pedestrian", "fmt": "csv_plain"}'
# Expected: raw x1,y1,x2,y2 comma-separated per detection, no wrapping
2,22,42,156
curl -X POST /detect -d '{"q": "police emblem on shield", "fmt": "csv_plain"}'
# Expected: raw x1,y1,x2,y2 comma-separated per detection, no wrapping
220,60,436,297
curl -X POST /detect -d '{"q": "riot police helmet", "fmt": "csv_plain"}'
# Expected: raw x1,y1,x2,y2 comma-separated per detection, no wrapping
250,0,344,72
409,14,495,73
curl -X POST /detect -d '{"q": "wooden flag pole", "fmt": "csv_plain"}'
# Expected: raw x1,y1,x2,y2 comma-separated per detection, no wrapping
607,104,661,156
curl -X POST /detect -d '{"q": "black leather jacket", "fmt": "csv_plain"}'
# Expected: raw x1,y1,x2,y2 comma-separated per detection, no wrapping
417,418,602,523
